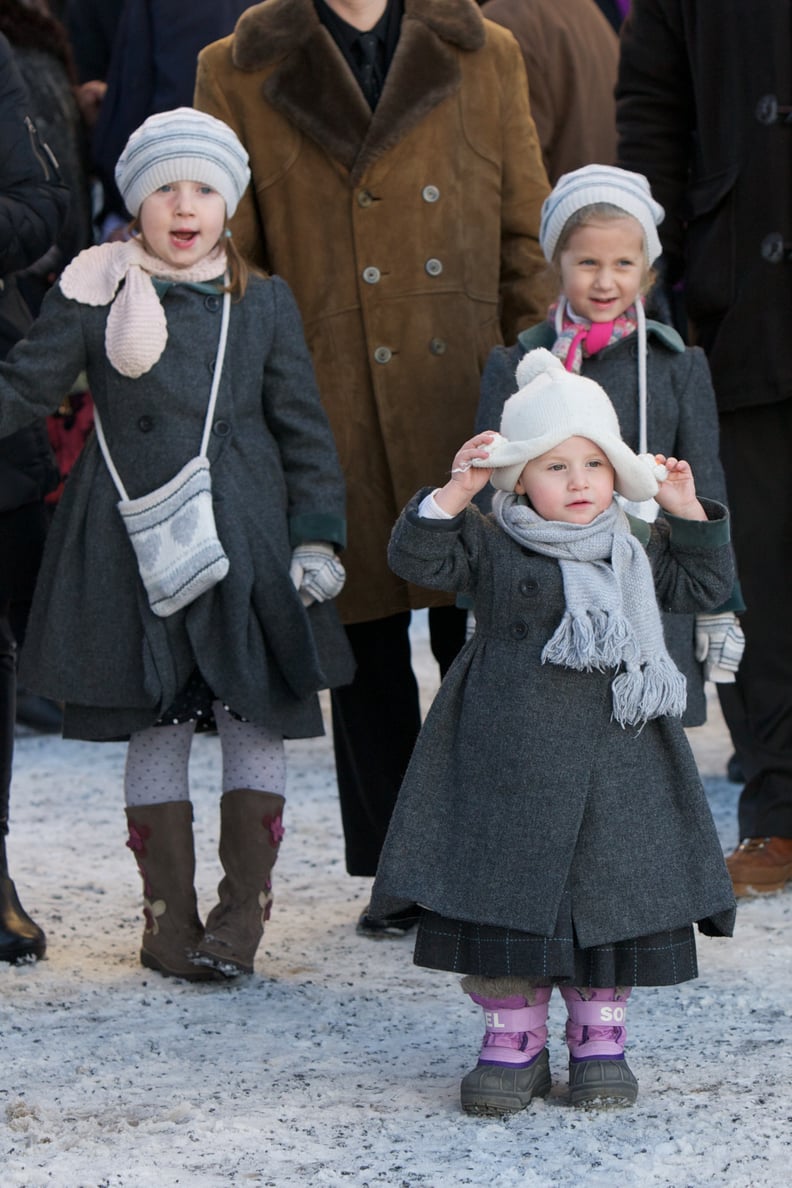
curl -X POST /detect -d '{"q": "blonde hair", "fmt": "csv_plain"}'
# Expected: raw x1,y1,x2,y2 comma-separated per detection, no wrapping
552,203,656,295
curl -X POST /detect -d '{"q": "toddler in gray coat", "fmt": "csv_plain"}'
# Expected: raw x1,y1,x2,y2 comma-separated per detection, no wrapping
370,349,735,1114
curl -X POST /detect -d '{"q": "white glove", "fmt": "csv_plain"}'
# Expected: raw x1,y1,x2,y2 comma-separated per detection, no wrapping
289,542,345,607
694,611,745,683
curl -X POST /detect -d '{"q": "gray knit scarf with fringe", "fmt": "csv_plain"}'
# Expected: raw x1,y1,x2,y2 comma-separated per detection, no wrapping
492,493,687,727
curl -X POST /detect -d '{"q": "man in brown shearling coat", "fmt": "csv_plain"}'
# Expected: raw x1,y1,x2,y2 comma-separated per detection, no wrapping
195,0,551,920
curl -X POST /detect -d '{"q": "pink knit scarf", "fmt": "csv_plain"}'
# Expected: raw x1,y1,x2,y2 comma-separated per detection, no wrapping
59,239,227,378
549,299,639,373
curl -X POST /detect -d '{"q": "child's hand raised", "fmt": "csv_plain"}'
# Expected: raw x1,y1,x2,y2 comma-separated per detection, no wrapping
652,455,708,522
434,432,498,516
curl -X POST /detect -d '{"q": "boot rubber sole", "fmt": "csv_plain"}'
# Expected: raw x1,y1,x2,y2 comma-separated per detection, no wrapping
460,1049,551,1116
189,948,251,978
140,947,223,982
568,1057,638,1108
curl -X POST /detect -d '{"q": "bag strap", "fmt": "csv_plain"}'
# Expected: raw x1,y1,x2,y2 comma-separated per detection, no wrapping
93,282,231,501
199,285,231,457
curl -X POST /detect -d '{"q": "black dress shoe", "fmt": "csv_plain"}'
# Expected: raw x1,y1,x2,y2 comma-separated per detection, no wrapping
0,876,46,962
726,753,745,784
15,691,63,734
356,903,420,938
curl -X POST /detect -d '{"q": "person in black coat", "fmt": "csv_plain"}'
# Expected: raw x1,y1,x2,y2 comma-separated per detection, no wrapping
616,0,792,899
88,0,251,235
0,30,68,962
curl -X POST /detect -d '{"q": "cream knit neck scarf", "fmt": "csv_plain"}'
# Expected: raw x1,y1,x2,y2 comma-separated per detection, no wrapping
59,239,227,378
492,492,687,727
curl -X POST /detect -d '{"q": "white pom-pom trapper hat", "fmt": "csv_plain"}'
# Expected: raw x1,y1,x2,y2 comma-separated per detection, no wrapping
472,349,665,500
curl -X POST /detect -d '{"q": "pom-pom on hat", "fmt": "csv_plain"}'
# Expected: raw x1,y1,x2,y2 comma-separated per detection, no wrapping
472,348,662,501
539,164,665,265
115,107,251,218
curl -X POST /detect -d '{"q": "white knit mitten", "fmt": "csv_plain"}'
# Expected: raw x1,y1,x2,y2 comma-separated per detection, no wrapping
289,542,345,607
694,612,745,683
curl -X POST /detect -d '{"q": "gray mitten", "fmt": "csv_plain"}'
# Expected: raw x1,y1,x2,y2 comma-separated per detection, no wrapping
289,541,346,607
694,611,745,683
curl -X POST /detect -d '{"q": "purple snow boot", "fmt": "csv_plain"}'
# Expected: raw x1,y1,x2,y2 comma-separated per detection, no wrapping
460,989,552,1115
561,986,638,1107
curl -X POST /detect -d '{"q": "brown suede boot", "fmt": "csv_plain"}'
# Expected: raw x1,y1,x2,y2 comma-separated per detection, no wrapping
191,789,285,978
125,801,218,981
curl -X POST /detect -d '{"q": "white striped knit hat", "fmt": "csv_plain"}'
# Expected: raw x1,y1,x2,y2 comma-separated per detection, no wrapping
114,107,250,218
539,164,665,265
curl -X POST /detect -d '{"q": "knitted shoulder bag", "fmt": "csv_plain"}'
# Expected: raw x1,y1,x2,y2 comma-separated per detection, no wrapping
92,287,231,617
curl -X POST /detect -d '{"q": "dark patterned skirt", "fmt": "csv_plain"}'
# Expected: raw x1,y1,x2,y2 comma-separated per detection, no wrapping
413,882,702,987
155,668,246,733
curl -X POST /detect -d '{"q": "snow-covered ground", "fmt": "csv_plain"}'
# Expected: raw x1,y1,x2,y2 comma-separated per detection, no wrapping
2,613,790,1187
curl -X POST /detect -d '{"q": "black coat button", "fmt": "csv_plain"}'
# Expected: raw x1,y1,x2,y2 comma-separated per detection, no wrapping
137,416,153,432
205,295,220,312
212,420,230,437
510,619,528,639
518,578,538,597
754,94,792,125
761,232,788,263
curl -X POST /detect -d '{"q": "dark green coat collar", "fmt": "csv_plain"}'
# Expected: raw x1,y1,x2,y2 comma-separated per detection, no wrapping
517,318,686,354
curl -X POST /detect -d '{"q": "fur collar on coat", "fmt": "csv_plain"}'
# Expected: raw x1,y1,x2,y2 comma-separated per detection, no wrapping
230,0,486,181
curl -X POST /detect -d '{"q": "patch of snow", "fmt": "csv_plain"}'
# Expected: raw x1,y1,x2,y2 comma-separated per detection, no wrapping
2,613,790,1186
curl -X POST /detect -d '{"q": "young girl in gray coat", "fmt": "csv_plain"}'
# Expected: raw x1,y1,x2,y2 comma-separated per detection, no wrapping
477,165,744,726
0,108,353,982
370,349,735,1114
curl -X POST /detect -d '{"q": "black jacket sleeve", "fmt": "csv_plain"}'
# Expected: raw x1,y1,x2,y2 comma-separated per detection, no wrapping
0,33,70,278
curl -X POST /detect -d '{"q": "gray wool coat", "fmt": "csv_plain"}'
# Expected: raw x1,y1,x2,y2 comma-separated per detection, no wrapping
477,319,743,725
370,492,737,947
0,269,354,740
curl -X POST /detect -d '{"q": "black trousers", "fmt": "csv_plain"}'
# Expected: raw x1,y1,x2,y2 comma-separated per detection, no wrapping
0,499,49,836
331,606,468,876
718,399,792,839
0,604,16,832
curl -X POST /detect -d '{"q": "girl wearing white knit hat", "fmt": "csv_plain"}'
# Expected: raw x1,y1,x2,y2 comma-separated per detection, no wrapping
369,348,736,1114
479,164,745,733
0,108,354,982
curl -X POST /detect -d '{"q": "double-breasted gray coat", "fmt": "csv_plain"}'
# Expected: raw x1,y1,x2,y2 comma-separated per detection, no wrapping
370,492,736,949
477,320,743,725
0,269,354,740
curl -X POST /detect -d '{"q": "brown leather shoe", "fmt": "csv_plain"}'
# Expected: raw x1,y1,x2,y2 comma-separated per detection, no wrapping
726,836,792,897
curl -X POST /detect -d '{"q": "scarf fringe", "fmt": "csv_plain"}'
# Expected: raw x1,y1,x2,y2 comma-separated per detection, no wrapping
611,657,688,728
541,610,638,672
